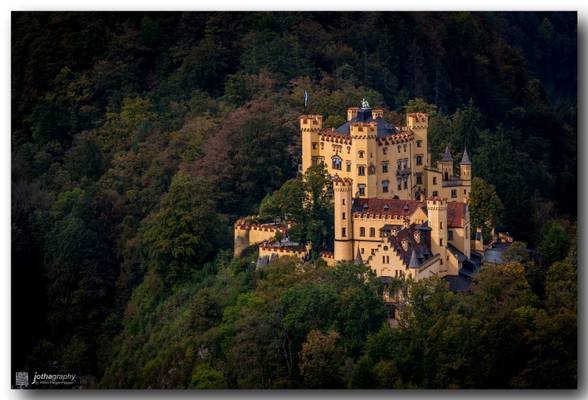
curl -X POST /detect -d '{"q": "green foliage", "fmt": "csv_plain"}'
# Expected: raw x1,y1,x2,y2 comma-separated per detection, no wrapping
11,12,576,388
469,177,503,239
299,330,345,388
538,220,571,267
141,171,226,287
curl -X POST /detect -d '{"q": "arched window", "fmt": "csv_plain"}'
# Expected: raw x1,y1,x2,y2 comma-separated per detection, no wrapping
332,156,342,170
358,151,365,158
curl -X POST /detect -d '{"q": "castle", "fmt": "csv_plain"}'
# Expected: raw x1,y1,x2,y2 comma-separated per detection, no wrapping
235,100,482,288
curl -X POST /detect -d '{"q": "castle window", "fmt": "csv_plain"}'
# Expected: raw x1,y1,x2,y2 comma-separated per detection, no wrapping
368,165,376,175
342,212,346,220
332,156,342,170
320,142,324,150
403,144,407,152
347,146,351,154
370,227,376,237
433,177,437,185
440,221,443,229
383,147,388,155
416,155,423,166
397,145,401,153
451,189,457,198
361,247,365,254
312,142,318,150
382,180,389,193
358,166,366,176
342,227,347,237
371,249,375,255
403,179,408,189
417,140,422,148
416,174,423,185
403,159,408,169
432,190,439,197
358,151,365,158
440,238,443,246
360,227,366,237
464,189,467,194
358,184,366,196
448,230,454,241
382,162,389,173
397,178,402,191
346,161,351,172
444,171,449,181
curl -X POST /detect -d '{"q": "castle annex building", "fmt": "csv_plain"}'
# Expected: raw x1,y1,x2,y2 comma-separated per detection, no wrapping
235,101,482,289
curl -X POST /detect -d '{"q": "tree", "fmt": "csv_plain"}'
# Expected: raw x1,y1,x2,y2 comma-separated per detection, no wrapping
469,177,503,240
299,330,345,388
141,171,226,286
537,220,571,267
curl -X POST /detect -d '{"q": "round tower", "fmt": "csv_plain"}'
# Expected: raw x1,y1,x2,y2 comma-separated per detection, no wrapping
460,147,472,181
439,145,454,181
300,114,323,173
334,177,354,263
427,198,448,272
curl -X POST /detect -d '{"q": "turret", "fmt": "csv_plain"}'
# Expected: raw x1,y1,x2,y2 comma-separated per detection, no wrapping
406,112,429,165
300,114,323,173
427,198,448,274
439,145,454,181
333,177,354,263
459,147,472,181
350,121,378,198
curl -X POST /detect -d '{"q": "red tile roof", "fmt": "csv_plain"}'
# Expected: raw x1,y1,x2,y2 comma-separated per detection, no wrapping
447,202,467,228
352,198,425,216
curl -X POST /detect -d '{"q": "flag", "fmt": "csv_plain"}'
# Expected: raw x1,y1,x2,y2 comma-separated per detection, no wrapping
304,90,308,108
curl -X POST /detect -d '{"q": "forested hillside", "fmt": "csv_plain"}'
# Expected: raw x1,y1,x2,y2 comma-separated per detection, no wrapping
12,12,576,388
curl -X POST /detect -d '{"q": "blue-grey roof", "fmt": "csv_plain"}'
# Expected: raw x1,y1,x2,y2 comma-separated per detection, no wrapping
355,248,363,265
408,249,420,269
335,108,396,138
460,147,471,165
444,275,472,292
441,145,453,162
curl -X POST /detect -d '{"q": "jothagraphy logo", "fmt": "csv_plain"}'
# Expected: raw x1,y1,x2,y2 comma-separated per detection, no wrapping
31,372,77,386
15,372,28,388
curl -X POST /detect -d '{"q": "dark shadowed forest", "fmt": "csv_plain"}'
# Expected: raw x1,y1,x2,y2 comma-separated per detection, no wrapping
12,12,576,388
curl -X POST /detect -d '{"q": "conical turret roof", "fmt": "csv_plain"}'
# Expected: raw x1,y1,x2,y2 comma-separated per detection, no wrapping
460,147,471,165
354,248,363,265
408,249,420,269
441,145,453,162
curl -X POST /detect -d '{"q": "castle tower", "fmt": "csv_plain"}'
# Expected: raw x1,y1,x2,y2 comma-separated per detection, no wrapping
439,145,454,181
460,147,472,201
460,147,472,181
427,198,448,274
407,112,429,198
334,178,354,263
300,114,323,173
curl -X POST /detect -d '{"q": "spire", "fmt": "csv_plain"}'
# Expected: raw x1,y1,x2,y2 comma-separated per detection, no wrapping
460,147,471,165
408,249,420,269
441,145,453,162
355,248,363,265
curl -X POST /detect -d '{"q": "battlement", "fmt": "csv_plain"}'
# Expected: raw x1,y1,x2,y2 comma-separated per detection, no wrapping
406,112,429,129
234,218,288,233
259,242,307,257
376,131,414,146
319,129,352,144
333,176,353,188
